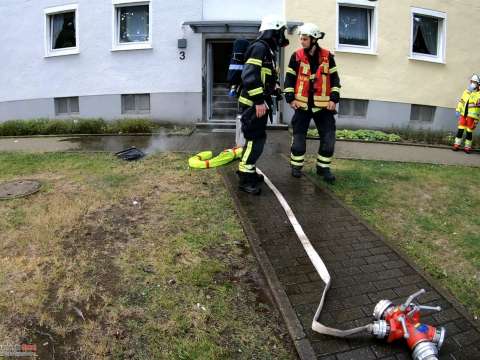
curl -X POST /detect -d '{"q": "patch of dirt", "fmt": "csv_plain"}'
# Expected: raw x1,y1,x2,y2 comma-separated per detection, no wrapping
207,243,278,318
205,241,294,357
13,198,150,360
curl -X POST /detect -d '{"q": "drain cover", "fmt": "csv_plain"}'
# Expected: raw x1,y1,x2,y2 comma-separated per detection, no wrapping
0,180,41,200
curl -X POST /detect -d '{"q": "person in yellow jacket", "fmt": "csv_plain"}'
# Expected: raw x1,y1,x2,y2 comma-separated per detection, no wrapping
453,74,480,153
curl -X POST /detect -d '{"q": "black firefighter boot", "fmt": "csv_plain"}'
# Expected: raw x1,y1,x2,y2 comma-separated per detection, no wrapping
254,171,264,183
317,166,336,184
237,172,261,195
291,165,303,178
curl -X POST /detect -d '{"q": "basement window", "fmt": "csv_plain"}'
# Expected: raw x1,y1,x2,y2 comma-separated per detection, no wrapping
410,104,436,122
339,98,369,117
122,94,150,114
55,97,80,115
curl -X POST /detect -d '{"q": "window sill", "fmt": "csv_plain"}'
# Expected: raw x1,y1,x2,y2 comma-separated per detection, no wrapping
122,111,151,115
111,43,153,52
56,113,80,117
338,114,367,119
409,120,435,124
113,0,149,4
45,49,80,58
408,55,445,64
335,47,377,56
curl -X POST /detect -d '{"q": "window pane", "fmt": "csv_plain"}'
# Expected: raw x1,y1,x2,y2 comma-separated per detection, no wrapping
119,5,149,43
122,95,136,112
55,97,79,115
51,12,76,49
55,98,69,114
410,104,436,122
353,99,368,116
339,99,353,116
69,97,79,113
339,99,368,117
412,15,438,55
135,94,150,111
339,6,369,46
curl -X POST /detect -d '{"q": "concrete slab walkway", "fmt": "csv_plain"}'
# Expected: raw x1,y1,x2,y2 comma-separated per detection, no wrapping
1,131,479,167
332,141,480,167
221,151,480,360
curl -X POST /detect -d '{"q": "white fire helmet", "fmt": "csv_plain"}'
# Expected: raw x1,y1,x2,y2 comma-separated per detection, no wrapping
259,15,287,32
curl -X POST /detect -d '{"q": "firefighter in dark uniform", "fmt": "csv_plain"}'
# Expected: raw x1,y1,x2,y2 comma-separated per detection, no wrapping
284,23,341,183
237,15,289,195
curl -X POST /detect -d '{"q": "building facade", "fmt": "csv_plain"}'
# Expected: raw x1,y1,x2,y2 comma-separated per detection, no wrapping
0,0,478,131
285,0,480,131
0,0,283,124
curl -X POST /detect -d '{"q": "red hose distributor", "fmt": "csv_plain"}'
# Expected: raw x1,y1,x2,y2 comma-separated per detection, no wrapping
368,289,446,360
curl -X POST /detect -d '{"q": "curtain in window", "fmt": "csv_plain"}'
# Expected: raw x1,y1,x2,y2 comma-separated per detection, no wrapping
413,15,438,55
339,6,369,46
52,12,76,49
119,5,149,43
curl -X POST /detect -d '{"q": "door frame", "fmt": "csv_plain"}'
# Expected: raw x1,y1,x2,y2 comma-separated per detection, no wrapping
202,33,256,122
206,39,234,120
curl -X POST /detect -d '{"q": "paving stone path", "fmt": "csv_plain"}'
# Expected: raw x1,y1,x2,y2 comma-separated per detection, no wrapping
222,152,480,360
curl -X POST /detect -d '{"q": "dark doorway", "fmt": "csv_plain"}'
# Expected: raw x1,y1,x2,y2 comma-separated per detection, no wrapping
212,42,232,84
209,41,237,120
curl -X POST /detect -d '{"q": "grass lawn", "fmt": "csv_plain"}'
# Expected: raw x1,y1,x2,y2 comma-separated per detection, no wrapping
307,158,480,319
0,153,294,360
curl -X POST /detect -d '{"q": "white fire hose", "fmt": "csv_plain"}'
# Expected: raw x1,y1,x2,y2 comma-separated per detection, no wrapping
255,168,446,360
256,168,370,337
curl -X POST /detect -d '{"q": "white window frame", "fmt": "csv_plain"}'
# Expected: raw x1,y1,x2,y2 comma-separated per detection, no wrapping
336,0,378,55
112,0,152,51
409,7,447,64
44,4,79,57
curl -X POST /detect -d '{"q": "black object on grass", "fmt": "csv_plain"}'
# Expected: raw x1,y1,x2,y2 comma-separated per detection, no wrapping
115,147,146,161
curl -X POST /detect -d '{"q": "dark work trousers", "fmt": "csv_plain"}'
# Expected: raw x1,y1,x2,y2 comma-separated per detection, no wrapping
290,108,336,169
455,128,473,142
238,105,269,174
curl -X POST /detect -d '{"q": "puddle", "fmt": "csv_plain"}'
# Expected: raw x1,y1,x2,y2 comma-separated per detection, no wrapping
62,132,236,154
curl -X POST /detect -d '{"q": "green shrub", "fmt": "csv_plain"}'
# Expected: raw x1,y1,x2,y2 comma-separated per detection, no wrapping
391,127,480,146
305,127,480,147
107,118,155,134
72,118,107,134
0,118,157,136
307,128,402,142
0,119,49,136
43,119,75,134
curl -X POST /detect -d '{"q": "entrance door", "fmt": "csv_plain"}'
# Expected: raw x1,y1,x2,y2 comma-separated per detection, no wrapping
206,39,284,124
207,41,236,121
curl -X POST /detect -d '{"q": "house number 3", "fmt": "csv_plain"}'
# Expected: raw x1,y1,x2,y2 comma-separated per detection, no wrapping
179,51,186,60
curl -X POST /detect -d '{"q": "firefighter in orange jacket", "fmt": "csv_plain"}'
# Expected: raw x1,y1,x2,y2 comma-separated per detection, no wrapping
452,74,480,153
284,23,341,183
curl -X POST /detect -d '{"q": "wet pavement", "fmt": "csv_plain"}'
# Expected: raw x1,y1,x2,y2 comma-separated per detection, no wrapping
0,132,236,154
1,130,479,167
221,154,480,360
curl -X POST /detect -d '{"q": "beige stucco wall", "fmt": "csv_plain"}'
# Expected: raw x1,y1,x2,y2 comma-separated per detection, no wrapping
285,0,479,108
